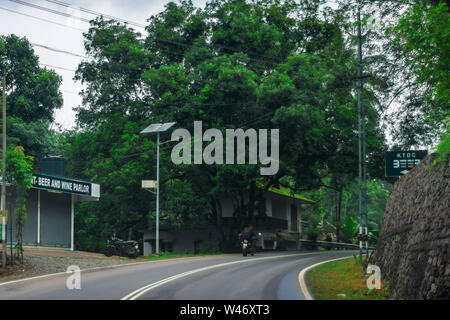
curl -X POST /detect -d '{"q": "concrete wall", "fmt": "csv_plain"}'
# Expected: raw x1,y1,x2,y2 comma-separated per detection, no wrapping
265,197,272,217
271,198,287,220
144,227,220,255
221,196,234,218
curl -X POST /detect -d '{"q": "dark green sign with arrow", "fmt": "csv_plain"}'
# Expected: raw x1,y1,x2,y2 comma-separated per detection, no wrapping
385,150,428,177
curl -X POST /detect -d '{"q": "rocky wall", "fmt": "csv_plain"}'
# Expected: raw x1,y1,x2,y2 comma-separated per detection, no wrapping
375,154,449,299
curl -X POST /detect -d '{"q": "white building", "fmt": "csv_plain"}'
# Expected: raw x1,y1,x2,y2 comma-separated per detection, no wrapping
143,184,314,255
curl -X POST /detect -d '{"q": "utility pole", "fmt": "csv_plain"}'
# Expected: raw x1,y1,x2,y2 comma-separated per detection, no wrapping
2,69,6,269
356,5,366,265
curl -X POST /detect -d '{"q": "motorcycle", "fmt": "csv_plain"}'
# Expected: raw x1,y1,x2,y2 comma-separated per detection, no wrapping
241,232,261,257
104,236,140,259
241,239,254,256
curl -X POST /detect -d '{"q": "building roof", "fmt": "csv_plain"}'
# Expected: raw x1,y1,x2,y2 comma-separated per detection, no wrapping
256,181,315,204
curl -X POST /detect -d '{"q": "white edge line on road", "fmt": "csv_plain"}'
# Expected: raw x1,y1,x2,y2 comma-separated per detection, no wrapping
0,254,232,287
121,252,323,300
297,256,352,300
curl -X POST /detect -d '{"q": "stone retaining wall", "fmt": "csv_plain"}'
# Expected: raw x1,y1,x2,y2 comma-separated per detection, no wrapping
375,154,449,299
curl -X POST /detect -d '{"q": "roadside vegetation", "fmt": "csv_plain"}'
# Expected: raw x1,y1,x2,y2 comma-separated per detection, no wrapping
302,178,390,245
307,257,394,300
0,0,448,259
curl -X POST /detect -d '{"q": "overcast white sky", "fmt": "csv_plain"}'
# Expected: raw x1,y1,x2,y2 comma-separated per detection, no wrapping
0,0,207,130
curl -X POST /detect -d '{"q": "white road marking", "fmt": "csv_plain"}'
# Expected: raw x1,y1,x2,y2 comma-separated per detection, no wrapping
0,271,68,287
297,256,351,300
121,252,326,300
0,255,229,287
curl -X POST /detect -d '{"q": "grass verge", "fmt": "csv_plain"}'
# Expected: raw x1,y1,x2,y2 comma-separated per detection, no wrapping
307,257,393,300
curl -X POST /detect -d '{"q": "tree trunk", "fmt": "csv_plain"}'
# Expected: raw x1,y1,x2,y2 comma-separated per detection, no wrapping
248,183,256,220
214,198,225,251
336,187,343,243
128,227,133,241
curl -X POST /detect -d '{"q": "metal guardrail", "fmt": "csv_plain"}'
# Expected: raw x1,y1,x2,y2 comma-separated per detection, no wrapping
299,239,376,250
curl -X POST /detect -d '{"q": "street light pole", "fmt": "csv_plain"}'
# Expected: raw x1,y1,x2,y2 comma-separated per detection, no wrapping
1,69,6,269
155,132,160,255
140,122,175,256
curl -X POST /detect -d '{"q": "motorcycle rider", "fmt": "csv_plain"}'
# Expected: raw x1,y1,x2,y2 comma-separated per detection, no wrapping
241,224,257,254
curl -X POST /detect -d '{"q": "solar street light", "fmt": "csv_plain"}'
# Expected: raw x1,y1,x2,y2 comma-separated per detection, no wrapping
140,122,176,255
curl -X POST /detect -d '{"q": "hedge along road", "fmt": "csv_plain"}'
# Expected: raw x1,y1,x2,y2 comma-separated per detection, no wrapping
0,251,353,300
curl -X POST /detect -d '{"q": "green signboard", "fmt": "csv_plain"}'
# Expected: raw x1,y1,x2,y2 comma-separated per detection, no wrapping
385,150,428,177
32,173,91,196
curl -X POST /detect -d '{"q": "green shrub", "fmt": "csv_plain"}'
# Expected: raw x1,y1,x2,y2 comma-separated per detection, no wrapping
198,243,214,254
434,132,450,164
342,217,358,243
306,227,319,241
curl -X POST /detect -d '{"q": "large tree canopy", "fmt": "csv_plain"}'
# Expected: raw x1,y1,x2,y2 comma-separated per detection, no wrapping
69,0,387,250
0,35,63,123
333,0,449,148
0,34,64,159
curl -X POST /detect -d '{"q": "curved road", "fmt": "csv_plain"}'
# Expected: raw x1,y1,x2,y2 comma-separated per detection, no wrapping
0,251,353,300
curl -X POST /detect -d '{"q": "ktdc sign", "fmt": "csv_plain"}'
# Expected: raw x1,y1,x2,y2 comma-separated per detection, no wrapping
385,150,427,177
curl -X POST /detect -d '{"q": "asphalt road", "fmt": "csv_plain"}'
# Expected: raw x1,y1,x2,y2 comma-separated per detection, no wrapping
0,251,353,300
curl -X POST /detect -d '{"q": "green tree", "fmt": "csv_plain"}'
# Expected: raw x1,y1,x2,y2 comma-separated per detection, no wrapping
333,0,449,148
392,0,449,160
0,35,62,122
69,0,387,250
0,35,64,159
310,178,390,244
4,146,34,262
393,0,449,124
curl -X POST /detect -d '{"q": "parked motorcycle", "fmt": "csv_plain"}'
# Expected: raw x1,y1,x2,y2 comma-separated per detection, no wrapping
104,236,139,259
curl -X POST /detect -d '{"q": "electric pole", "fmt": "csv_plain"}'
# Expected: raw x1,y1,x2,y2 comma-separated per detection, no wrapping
2,69,6,269
356,5,368,265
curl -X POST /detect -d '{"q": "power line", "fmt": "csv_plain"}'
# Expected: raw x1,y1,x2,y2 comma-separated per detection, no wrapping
7,0,92,23
7,0,383,67
61,89,80,95
45,0,146,28
31,43,87,59
40,63,76,72
0,6,86,31
7,0,146,29
7,0,288,65
8,0,283,64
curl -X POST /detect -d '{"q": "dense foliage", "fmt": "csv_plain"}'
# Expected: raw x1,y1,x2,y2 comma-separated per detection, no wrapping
302,178,390,245
4,146,34,262
0,35,64,159
2,0,446,253
68,0,389,251
1,35,62,263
